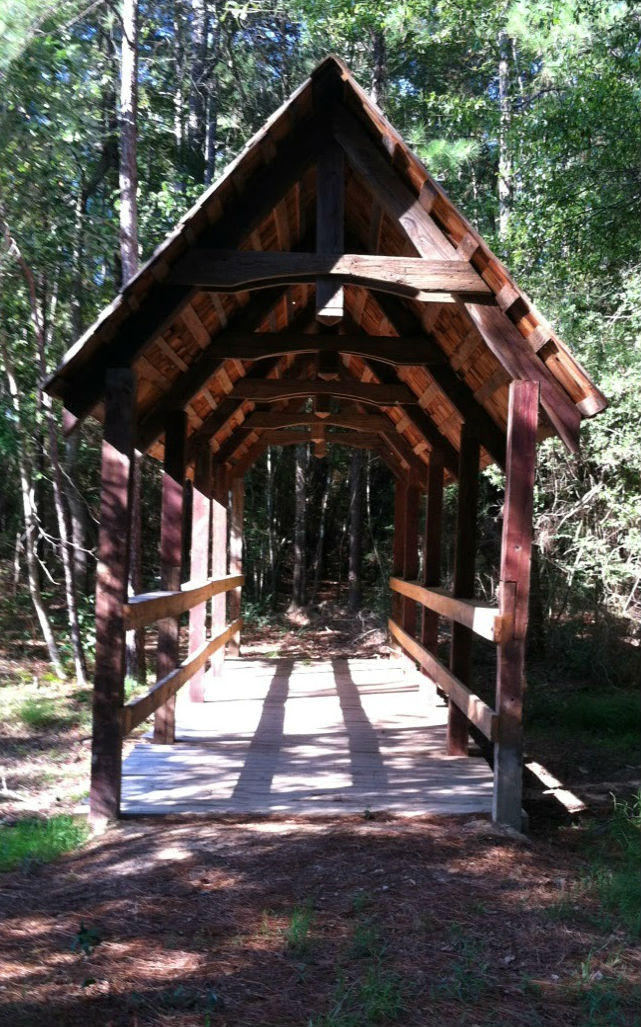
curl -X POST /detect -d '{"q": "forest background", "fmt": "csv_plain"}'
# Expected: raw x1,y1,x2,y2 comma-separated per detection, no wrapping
0,0,639,694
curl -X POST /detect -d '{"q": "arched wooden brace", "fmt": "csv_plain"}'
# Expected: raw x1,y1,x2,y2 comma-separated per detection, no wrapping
89,368,136,826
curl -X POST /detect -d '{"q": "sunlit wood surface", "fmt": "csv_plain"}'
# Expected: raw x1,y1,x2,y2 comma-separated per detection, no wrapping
121,658,493,816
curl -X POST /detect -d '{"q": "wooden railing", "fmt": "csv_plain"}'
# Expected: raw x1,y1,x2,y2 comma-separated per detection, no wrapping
119,573,244,736
389,576,503,742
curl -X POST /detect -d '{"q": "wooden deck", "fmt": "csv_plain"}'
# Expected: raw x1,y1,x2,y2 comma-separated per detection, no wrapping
121,658,494,816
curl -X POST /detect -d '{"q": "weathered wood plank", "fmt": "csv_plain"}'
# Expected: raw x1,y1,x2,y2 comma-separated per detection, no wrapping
89,369,136,826
316,143,345,324
493,381,539,829
170,250,491,299
388,619,497,742
389,578,506,644
124,574,244,631
154,410,187,744
121,618,243,734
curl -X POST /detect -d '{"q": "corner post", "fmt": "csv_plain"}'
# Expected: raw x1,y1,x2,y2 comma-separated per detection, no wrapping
188,444,212,702
228,477,244,657
493,381,539,828
154,410,187,742
211,462,228,678
448,423,480,755
89,368,136,826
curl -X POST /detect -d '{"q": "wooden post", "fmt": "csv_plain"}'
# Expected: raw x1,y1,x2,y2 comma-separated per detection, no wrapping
228,477,244,657
154,410,187,742
188,444,211,702
211,462,228,679
448,423,480,755
421,449,444,655
493,381,539,828
316,142,344,325
401,476,420,636
89,368,135,826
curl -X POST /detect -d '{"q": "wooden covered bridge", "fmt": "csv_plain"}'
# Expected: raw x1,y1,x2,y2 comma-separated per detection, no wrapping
45,57,606,830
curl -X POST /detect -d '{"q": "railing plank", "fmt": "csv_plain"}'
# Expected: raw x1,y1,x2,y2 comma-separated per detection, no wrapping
120,617,243,735
389,577,508,644
388,618,497,741
124,574,244,630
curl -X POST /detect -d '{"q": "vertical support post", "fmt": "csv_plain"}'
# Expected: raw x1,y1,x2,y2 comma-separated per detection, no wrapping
228,477,244,657
391,478,407,625
154,410,187,743
211,462,228,679
188,444,212,702
421,449,444,655
89,368,135,826
493,381,539,828
448,423,480,755
316,142,344,325
401,475,420,636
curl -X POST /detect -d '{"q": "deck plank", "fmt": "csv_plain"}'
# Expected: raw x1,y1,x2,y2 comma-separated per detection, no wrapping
121,658,493,816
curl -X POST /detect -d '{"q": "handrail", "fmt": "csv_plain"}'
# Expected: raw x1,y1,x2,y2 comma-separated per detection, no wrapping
120,617,243,735
389,577,510,644
388,618,497,742
123,574,244,631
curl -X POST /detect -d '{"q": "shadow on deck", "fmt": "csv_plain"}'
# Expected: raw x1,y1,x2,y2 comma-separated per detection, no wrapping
121,658,493,816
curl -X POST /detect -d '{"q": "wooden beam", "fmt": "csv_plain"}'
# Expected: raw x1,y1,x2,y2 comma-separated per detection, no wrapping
316,143,345,324
52,117,332,422
89,368,136,826
121,618,242,735
188,446,211,701
154,410,187,743
462,302,580,454
390,578,506,644
493,381,539,829
124,573,244,631
388,619,497,742
231,379,417,405
188,331,448,366
170,250,492,301
227,479,244,656
422,450,443,655
448,423,480,756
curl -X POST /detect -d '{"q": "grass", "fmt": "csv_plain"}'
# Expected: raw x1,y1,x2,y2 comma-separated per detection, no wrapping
284,903,315,955
0,815,89,872
527,689,641,744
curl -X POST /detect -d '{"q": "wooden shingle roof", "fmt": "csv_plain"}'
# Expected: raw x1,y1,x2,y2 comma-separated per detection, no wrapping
45,55,607,482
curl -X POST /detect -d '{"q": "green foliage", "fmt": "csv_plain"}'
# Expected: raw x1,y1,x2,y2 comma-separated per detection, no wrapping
0,814,89,871
284,902,315,954
70,921,102,955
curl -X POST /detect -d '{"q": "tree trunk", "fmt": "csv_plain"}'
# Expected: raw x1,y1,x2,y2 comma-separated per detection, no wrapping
498,28,512,241
348,449,364,614
1,336,66,679
311,452,333,603
188,0,208,182
370,29,386,106
289,444,308,610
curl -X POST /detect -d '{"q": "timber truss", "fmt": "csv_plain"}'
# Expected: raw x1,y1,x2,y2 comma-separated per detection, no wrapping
45,56,607,830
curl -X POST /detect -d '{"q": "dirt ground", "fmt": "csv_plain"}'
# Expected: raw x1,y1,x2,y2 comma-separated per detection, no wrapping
1,814,639,1027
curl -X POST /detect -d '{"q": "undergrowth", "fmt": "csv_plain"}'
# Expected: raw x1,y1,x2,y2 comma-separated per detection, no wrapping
0,815,89,872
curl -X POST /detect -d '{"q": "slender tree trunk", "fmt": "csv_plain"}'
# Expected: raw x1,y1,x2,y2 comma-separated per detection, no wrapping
498,28,512,241
348,449,364,615
119,0,145,684
370,29,387,106
1,336,66,679
188,0,208,182
266,448,276,601
311,452,333,603
289,444,308,610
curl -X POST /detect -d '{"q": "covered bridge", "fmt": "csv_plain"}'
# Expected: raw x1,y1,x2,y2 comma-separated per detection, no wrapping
45,56,606,829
